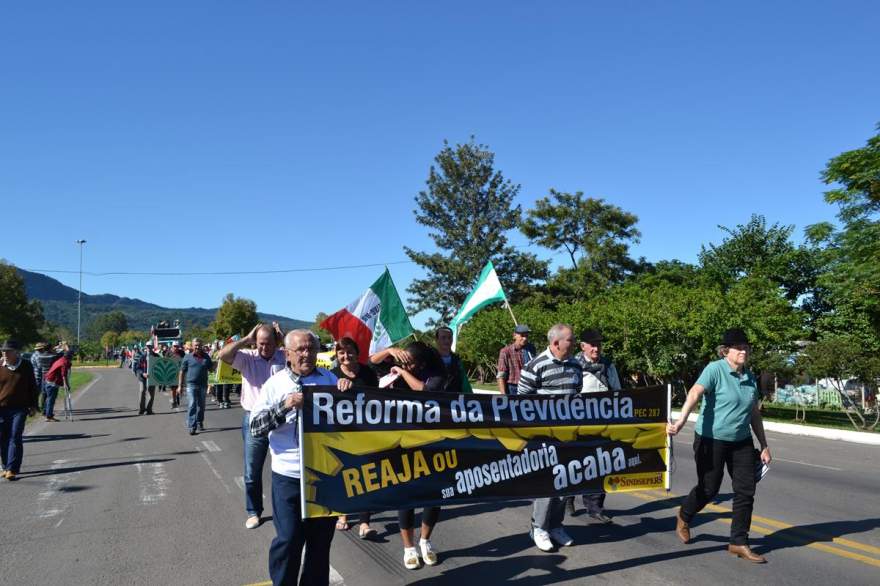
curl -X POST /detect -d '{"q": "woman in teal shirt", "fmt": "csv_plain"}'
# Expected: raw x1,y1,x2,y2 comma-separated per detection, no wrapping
667,328,772,563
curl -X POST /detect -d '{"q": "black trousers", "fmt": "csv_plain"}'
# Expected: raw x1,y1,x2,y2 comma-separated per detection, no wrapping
398,507,440,531
680,434,756,545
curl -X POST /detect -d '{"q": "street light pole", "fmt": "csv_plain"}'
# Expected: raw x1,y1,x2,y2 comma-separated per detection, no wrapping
76,239,87,344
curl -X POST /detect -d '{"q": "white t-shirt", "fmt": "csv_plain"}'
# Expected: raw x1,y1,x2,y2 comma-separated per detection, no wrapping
250,367,338,478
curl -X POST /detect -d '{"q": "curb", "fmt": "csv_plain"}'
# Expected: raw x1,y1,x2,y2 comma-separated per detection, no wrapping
672,410,880,446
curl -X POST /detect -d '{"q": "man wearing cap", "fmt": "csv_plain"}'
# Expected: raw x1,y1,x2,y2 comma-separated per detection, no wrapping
667,328,771,563
496,324,536,395
31,342,61,413
517,324,582,552
42,350,73,422
133,342,158,415
0,340,40,480
178,338,214,435
567,328,622,522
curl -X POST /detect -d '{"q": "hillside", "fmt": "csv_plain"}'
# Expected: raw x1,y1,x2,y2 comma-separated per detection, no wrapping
17,268,311,334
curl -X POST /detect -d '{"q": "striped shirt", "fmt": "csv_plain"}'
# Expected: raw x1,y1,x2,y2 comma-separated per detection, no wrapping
516,348,582,395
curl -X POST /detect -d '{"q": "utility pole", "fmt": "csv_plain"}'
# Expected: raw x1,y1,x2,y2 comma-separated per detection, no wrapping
76,239,87,344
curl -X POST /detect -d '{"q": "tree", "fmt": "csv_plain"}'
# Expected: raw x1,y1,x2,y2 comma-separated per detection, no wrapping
313,312,333,345
404,138,549,325
699,214,820,304
797,336,880,431
211,293,258,339
87,311,129,341
184,325,215,344
807,124,880,338
119,329,150,346
522,190,642,299
0,260,45,345
100,331,120,350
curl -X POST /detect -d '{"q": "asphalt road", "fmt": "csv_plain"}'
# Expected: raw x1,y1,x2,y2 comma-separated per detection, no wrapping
2,368,878,585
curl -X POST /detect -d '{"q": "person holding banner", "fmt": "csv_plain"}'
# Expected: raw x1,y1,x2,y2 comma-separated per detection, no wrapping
219,323,286,530
249,329,352,586
667,328,771,564
567,328,621,522
380,341,446,569
330,336,379,537
517,324,582,552
435,327,472,394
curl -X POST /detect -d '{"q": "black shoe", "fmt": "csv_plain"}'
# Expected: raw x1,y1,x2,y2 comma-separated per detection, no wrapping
146,411,154,415
189,428,197,435
197,424,204,431
138,411,145,415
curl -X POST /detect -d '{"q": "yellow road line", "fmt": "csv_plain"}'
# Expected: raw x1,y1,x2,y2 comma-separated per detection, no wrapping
243,581,271,586
626,489,880,567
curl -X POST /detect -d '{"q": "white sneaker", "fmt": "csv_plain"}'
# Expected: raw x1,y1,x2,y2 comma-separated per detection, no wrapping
419,539,438,565
403,547,421,570
550,527,574,547
245,515,261,529
531,527,554,552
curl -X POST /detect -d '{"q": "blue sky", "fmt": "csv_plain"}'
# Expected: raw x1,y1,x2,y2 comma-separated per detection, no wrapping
2,1,878,328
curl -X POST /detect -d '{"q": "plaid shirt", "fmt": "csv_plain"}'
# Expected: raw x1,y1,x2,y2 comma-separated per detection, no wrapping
496,343,535,386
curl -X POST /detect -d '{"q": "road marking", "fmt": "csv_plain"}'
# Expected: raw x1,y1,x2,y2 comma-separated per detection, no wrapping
773,457,842,471
625,489,880,568
134,461,169,505
198,450,232,494
35,459,79,520
243,563,344,586
201,440,222,452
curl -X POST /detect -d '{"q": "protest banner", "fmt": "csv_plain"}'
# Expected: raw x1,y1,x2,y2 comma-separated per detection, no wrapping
147,355,181,386
300,385,669,518
214,359,243,385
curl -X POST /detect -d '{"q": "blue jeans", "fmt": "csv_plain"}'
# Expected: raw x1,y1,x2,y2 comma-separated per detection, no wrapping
186,384,207,430
269,472,335,586
243,411,270,516
43,382,59,418
0,407,28,473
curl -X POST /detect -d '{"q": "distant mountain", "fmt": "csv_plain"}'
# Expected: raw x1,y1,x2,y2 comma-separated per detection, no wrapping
17,267,311,334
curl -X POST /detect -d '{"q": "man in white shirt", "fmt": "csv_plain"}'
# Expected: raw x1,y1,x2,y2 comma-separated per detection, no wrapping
249,329,351,586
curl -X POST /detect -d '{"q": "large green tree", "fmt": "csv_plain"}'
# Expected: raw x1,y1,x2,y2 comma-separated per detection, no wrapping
211,293,258,339
522,190,642,300
807,124,880,338
87,310,129,341
699,214,820,304
0,260,45,345
404,138,549,325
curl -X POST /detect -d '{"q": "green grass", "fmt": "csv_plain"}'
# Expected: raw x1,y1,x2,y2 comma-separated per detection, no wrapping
69,370,94,391
72,359,119,367
27,370,94,422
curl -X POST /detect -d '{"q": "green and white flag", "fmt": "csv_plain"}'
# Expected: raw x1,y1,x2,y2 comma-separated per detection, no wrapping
449,261,508,350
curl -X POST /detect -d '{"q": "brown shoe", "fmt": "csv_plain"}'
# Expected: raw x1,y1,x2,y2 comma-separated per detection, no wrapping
728,544,766,563
675,509,691,544
4,471,16,481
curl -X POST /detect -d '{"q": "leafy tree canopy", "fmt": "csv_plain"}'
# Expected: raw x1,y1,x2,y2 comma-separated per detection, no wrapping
0,260,45,345
211,293,258,339
404,138,548,325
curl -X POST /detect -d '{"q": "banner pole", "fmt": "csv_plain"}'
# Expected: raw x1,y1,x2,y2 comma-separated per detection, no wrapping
666,383,672,492
505,300,518,326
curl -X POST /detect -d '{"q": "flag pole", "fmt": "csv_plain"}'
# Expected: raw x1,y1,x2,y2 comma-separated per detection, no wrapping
505,300,518,326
